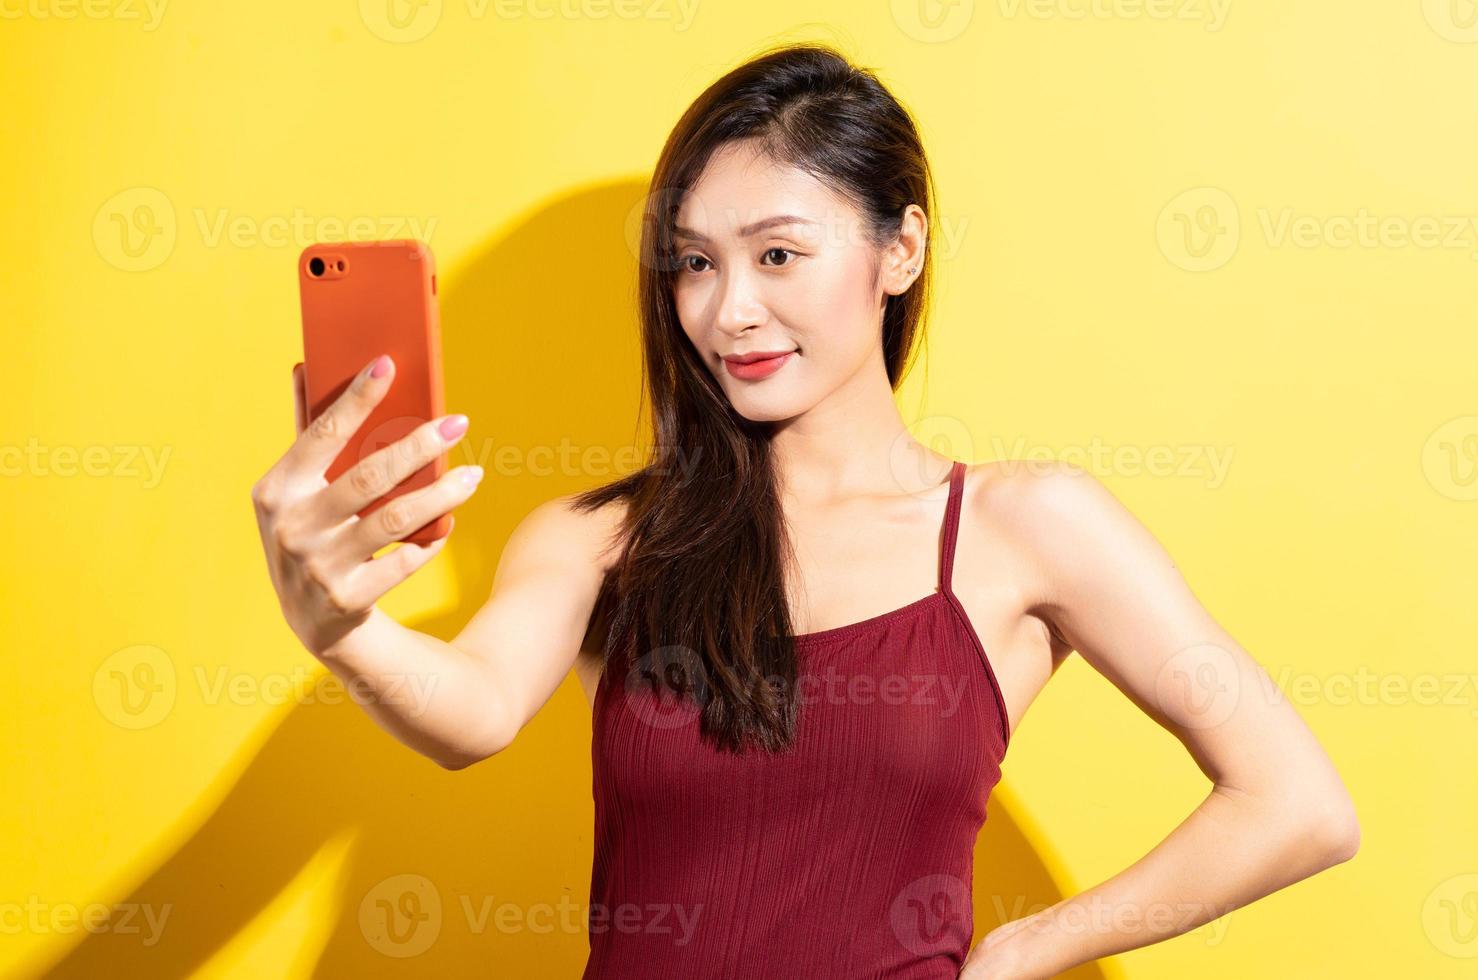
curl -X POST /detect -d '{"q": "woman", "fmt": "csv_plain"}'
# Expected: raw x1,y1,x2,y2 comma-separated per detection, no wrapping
252,42,1359,980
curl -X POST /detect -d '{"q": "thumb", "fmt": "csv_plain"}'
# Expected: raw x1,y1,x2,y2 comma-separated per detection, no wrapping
292,362,307,436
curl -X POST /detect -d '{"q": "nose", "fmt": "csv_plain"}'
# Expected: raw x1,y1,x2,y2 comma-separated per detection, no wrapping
711,265,766,338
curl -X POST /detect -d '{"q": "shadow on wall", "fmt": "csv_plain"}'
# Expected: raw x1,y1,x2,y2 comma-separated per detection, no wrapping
33,181,1105,980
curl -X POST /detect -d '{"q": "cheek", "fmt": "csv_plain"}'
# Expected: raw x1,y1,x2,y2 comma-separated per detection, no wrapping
787,265,879,360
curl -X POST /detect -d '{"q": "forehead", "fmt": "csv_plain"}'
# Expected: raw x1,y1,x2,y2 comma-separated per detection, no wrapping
674,141,860,239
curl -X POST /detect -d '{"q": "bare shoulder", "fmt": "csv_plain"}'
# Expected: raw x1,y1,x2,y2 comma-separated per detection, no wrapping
965,457,1152,554
964,458,1124,526
961,458,1161,616
512,493,630,688
501,490,630,580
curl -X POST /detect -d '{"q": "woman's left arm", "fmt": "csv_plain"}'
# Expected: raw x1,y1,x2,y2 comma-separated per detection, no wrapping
961,462,1360,980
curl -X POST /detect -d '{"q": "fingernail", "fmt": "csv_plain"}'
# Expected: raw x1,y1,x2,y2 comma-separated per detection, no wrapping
460,466,484,488
369,355,392,379
438,415,469,441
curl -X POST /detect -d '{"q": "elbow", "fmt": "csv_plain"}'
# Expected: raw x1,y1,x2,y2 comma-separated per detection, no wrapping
435,726,516,772
1322,815,1361,866
1308,791,1361,865
436,747,487,771
437,751,478,772
435,659,521,770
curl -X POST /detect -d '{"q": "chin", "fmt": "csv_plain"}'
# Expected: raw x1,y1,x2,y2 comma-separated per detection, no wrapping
725,389,809,424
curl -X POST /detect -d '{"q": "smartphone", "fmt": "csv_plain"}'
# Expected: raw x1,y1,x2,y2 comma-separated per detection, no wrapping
297,239,451,547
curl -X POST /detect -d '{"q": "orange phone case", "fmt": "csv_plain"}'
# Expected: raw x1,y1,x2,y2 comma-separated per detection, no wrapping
297,239,451,547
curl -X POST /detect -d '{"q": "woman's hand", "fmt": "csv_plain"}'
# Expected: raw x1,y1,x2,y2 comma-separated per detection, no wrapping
250,354,483,657
958,913,1045,980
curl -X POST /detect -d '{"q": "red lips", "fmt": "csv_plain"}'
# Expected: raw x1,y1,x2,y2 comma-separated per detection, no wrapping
721,349,796,381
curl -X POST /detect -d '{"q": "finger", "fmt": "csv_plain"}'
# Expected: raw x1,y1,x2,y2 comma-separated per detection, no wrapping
292,362,307,437
346,464,483,557
285,353,394,478
339,528,452,610
315,413,470,526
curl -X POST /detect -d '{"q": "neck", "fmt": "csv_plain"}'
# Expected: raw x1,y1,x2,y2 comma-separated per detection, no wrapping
766,350,953,505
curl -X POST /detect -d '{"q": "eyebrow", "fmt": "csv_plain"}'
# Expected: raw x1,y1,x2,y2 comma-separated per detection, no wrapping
672,214,817,243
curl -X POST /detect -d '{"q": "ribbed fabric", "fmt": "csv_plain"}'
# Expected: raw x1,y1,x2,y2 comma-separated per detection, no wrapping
585,460,1011,979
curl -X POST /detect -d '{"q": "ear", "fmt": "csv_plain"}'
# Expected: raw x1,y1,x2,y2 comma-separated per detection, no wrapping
882,203,928,296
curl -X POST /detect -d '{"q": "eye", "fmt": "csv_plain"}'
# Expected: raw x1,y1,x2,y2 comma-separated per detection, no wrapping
678,253,712,275
675,248,797,275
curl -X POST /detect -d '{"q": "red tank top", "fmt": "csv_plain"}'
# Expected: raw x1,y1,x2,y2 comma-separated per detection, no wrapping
585,459,1012,979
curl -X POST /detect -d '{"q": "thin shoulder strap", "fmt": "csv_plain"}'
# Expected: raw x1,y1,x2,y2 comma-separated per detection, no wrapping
938,459,967,594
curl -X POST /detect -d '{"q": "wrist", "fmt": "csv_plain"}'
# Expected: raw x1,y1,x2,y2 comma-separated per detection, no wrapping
967,904,1068,980
312,606,384,666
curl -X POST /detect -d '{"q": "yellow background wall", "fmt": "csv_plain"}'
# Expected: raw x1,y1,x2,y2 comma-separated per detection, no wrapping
3,2,1475,976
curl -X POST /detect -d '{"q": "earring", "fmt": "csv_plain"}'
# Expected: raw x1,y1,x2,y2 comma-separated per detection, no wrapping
907,266,916,274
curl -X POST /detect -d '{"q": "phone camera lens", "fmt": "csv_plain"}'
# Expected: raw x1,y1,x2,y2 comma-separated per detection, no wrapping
308,256,326,277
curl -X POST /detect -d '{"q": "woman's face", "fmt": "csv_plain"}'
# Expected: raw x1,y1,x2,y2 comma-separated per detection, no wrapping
670,141,917,423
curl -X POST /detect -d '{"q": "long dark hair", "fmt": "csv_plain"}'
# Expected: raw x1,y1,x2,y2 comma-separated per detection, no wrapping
572,41,938,755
